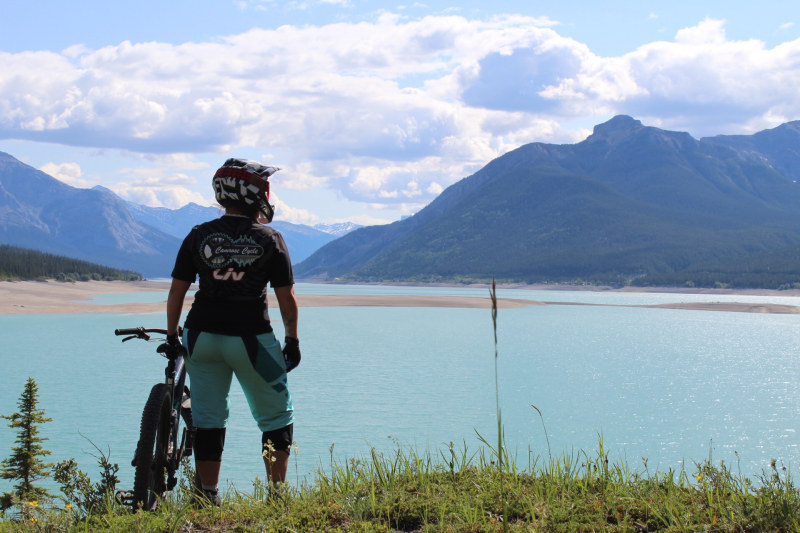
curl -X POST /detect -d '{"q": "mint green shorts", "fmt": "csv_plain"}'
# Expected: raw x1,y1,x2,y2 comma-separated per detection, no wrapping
183,329,294,432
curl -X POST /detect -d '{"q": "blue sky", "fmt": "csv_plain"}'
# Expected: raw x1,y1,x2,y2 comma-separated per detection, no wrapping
2,0,799,225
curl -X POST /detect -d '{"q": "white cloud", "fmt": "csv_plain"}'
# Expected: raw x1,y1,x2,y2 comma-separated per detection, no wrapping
674,18,727,45
113,182,211,209
271,193,321,225
111,163,212,208
2,14,800,213
40,162,87,187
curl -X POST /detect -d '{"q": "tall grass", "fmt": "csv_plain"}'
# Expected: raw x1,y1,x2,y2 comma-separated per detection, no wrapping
486,277,509,533
4,441,798,531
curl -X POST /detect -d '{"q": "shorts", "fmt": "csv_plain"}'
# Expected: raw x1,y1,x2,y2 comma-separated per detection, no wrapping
183,328,294,432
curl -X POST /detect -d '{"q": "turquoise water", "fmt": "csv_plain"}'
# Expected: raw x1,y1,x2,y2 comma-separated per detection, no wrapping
1,285,799,496
86,292,171,304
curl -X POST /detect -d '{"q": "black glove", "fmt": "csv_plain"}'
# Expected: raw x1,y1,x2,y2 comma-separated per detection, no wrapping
283,336,301,372
158,332,184,358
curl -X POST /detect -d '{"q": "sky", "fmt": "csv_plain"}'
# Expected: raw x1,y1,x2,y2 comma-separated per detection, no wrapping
2,0,800,226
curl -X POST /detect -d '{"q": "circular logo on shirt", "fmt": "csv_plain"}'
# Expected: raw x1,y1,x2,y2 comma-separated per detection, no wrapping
199,233,264,268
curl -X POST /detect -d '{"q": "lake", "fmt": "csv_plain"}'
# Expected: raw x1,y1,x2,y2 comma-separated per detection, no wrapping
1,283,799,495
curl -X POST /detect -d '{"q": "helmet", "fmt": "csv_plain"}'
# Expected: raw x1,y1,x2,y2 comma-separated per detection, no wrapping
212,158,279,222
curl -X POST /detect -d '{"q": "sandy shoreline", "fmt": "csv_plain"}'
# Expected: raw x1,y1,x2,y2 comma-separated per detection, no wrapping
0,280,537,315
1,280,799,315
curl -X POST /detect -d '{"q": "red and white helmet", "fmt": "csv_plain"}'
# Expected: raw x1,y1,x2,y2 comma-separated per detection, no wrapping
212,158,279,222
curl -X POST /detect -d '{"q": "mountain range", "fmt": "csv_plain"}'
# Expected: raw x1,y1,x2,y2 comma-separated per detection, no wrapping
5,115,800,287
120,197,359,265
0,153,358,277
295,115,800,288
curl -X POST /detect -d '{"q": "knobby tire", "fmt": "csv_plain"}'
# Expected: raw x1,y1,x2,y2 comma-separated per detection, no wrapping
132,383,172,511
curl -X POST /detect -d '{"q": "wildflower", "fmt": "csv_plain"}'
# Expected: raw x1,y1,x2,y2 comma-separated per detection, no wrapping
30,518,38,523
65,503,73,510
263,440,277,463
27,501,38,507
696,474,703,481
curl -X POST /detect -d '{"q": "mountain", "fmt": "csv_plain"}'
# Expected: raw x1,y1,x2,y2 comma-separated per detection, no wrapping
295,116,800,288
0,154,359,277
314,222,362,237
0,152,179,277
120,197,223,240
120,198,360,263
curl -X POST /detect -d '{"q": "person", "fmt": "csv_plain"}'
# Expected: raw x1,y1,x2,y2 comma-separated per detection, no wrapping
163,158,301,504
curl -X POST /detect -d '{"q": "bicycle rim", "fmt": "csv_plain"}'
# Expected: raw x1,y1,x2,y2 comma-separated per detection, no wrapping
132,383,172,511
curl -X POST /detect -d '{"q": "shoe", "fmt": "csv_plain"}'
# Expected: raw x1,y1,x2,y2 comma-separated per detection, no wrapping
198,488,220,507
191,473,221,507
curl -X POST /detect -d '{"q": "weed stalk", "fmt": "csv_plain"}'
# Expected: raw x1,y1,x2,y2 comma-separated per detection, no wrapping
489,277,509,533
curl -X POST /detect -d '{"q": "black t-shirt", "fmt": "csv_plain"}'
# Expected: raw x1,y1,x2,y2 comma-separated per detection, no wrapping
171,215,294,336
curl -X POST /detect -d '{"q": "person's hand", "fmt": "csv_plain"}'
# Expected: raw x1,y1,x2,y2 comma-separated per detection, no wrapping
283,336,301,372
158,332,184,358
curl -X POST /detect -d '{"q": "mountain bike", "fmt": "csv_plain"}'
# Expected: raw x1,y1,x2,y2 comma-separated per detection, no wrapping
114,327,193,511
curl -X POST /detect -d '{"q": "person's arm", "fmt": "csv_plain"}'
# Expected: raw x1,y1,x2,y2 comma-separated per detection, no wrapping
273,285,298,339
166,278,192,336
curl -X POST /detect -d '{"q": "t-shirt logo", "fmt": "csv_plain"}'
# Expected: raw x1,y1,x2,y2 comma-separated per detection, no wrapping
199,233,264,268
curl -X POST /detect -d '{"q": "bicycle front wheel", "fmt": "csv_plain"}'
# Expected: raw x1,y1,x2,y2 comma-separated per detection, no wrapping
132,383,172,511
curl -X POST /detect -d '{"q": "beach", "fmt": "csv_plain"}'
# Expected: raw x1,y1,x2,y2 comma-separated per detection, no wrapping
1,280,799,315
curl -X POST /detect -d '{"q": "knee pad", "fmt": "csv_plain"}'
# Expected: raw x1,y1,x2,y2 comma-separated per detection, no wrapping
194,428,226,462
262,423,293,455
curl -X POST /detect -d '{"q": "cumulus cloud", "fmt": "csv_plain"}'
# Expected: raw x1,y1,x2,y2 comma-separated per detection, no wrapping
2,14,800,213
111,164,212,209
40,162,88,187
271,193,321,225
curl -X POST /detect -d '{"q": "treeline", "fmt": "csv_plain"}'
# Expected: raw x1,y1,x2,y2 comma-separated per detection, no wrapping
634,244,800,290
0,245,143,282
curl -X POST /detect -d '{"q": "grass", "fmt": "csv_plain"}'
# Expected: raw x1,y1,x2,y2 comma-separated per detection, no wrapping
1,442,799,531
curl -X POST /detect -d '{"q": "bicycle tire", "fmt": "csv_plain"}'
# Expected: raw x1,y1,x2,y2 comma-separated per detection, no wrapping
132,383,172,510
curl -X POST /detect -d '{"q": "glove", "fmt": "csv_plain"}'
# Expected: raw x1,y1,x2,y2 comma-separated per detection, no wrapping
283,336,301,372
158,332,184,358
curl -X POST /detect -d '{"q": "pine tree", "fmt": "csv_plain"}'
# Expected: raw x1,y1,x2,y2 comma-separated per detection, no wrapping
0,378,54,510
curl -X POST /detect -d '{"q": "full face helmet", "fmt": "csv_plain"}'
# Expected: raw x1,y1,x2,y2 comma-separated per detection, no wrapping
212,158,279,222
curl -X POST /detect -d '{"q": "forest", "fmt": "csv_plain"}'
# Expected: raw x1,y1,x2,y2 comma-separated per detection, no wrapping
0,245,143,282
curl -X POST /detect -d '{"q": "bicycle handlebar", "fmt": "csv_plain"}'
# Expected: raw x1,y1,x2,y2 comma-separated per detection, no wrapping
115,327,171,342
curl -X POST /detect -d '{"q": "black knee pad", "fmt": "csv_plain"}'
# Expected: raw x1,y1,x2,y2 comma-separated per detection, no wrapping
262,423,293,455
194,428,226,462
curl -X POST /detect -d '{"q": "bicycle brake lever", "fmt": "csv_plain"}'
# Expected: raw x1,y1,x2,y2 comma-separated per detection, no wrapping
121,333,151,342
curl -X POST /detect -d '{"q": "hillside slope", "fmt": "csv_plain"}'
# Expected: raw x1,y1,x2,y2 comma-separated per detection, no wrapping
0,153,178,277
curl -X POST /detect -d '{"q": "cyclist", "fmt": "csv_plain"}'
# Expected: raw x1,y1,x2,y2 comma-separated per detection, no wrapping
164,158,301,504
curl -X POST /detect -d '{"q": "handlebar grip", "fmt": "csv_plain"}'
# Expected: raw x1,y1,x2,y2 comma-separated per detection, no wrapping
115,327,144,336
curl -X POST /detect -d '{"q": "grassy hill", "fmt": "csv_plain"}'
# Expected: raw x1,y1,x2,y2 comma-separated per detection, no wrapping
1,443,798,531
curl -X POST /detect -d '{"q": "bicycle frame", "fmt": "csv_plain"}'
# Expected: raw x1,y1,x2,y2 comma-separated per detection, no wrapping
115,327,193,508
163,346,190,489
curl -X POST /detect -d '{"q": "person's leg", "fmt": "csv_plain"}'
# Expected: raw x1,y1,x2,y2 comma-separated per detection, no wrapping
225,332,295,484
262,424,294,483
266,450,289,483
193,428,226,493
183,330,234,492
